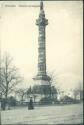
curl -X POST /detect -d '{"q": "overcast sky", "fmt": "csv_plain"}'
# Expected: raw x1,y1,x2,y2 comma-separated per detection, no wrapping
0,1,83,91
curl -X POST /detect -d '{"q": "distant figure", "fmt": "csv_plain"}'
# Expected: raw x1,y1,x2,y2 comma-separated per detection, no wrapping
28,97,34,110
1,99,6,110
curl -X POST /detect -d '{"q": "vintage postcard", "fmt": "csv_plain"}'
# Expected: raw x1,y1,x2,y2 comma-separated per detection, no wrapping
0,0,83,124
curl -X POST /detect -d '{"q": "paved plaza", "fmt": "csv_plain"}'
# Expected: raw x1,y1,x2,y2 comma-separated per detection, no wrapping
1,103,83,124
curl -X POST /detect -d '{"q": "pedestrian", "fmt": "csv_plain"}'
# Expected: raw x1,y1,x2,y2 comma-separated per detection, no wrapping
1,98,6,110
28,97,34,110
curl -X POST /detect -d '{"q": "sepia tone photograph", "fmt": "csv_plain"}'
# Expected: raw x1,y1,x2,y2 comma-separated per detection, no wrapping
0,0,83,124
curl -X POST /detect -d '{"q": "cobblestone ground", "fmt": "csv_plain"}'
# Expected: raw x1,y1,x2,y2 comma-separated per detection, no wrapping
1,103,83,124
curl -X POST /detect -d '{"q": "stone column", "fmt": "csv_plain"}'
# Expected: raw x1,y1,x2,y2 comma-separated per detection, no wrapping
36,1,48,77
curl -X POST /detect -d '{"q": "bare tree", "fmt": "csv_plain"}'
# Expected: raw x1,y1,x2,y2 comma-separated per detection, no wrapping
0,53,23,102
15,88,27,103
47,71,58,98
73,87,81,101
72,82,83,101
